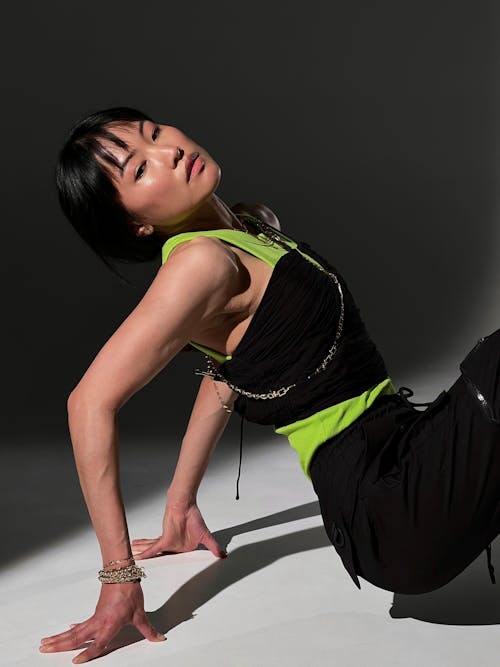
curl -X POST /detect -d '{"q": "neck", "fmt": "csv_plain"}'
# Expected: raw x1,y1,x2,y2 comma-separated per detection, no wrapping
156,195,243,239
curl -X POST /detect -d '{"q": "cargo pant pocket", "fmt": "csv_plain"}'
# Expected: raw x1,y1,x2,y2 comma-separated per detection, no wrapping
359,409,408,488
359,389,450,493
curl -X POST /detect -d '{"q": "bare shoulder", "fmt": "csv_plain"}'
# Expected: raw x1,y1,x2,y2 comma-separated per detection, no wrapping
167,233,231,263
153,235,239,314
231,201,281,231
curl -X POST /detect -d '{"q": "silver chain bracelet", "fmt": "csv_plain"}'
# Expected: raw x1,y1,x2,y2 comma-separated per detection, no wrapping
193,213,345,403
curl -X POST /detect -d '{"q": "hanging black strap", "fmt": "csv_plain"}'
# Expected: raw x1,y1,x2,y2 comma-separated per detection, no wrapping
235,413,245,500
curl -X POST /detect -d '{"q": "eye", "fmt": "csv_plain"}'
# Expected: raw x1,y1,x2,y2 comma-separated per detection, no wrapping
135,125,161,180
135,163,145,180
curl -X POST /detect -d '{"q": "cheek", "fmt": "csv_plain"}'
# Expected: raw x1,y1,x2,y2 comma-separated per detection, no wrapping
165,126,190,149
144,172,174,199
147,176,185,215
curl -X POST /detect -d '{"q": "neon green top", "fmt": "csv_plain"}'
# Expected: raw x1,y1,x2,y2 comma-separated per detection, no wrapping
161,227,396,479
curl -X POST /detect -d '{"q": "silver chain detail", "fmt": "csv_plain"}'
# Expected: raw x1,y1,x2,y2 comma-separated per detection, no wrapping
193,212,345,403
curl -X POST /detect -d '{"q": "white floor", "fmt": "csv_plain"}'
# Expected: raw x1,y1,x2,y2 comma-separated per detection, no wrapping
3,371,500,666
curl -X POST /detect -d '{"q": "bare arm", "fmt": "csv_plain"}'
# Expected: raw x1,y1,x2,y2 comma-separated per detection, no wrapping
130,370,237,561
39,239,240,661
67,237,239,565
167,372,238,507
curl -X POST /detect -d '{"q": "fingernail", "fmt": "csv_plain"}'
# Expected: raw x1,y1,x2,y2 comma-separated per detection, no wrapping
156,633,166,641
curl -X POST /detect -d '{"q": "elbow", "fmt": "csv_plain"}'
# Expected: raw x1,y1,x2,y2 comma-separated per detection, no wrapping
67,389,79,414
67,387,120,416
67,389,88,422
67,386,90,413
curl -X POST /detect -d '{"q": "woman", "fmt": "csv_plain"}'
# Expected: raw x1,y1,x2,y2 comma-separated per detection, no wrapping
41,106,499,663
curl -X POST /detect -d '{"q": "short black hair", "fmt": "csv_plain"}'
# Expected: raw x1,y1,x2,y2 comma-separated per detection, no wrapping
55,106,166,288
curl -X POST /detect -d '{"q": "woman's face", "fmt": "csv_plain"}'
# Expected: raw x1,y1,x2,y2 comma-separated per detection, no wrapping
96,119,221,235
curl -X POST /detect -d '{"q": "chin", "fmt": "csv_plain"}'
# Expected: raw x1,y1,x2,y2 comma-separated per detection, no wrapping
210,161,222,183
205,161,222,192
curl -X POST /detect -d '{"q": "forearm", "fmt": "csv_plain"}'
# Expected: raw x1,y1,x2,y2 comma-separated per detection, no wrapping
67,394,131,564
167,374,235,506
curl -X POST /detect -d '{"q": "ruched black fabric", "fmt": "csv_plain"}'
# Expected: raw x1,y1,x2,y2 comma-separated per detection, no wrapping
216,239,391,428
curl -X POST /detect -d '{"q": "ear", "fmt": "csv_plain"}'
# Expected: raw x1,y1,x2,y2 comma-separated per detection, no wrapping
131,221,155,238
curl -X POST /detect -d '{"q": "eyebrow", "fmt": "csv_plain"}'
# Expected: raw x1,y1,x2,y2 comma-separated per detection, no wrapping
119,119,145,177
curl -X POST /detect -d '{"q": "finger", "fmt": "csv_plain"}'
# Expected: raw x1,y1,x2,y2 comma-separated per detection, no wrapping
66,625,95,642
131,540,161,555
132,546,159,559
133,541,167,560
40,623,87,646
40,629,71,644
72,622,120,664
201,532,228,558
130,535,161,547
68,625,95,640
72,637,110,664
134,546,162,560
40,625,90,653
134,613,166,643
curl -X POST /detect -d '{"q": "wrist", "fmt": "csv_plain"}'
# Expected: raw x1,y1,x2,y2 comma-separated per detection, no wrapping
166,486,197,509
98,562,146,584
101,580,142,587
102,554,135,569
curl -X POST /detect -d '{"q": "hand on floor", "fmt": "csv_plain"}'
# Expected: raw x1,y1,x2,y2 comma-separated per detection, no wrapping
131,502,227,560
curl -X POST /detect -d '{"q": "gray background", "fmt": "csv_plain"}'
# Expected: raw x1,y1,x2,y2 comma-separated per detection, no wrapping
3,0,500,442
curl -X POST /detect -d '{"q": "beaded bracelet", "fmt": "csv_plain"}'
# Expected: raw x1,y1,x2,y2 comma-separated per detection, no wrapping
98,563,146,584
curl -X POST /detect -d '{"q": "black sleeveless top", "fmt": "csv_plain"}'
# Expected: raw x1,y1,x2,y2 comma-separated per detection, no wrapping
162,227,394,494
216,239,392,427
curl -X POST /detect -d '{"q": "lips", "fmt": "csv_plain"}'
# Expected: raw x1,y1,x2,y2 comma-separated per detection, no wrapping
186,152,200,181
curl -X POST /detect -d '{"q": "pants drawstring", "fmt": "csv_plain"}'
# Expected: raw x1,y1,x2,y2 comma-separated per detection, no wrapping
396,385,433,408
235,414,245,500
398,386,497,585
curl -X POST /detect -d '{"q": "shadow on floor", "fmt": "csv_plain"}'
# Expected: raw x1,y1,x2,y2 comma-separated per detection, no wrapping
2,433,261,569
6,436,500,653
390,546,500,625
102,506,500,659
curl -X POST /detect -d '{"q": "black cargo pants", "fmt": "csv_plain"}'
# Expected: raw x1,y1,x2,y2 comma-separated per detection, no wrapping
310,327,500,594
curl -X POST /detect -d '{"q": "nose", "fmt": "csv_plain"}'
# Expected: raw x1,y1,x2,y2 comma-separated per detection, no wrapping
175,147,184,164
149,144,183,168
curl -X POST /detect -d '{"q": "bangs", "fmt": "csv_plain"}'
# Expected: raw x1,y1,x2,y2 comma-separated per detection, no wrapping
90,123,135,183
55,105,161,282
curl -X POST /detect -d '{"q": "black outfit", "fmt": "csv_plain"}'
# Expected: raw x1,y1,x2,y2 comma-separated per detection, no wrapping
216,238,498,594
219,241,390,426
